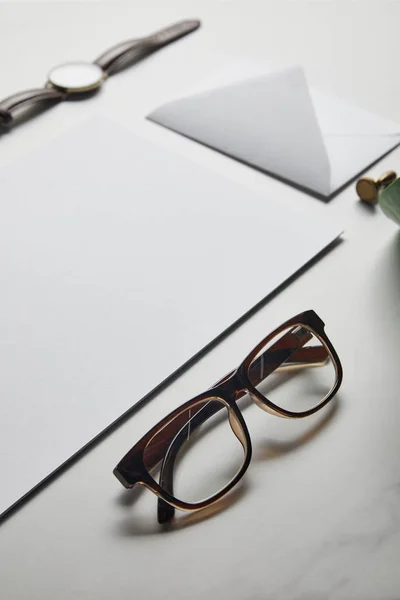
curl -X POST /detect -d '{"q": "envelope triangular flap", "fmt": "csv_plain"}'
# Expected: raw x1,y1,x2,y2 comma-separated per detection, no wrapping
311,89,400,192
148,66,332,196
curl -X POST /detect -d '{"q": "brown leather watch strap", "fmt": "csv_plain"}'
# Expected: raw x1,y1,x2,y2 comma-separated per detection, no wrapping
0,109,12,127
94,19,200,74
0,87,64,127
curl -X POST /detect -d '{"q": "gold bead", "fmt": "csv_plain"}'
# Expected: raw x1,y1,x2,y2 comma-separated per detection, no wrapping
356,170,397,204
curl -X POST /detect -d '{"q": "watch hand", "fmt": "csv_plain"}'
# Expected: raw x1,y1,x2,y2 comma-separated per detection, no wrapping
0,88,64,127
94,19,200,75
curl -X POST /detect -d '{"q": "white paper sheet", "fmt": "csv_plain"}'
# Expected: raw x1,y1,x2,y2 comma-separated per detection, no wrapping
148,66,400,198
0,116,341,517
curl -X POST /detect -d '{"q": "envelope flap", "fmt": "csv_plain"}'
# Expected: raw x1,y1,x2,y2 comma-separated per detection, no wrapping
324,134,400,192
312,89,400,136
148,66,332,196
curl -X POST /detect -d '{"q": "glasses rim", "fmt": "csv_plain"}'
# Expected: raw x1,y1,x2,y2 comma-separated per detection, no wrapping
146,396,251,511
239,320,342,419
113,392,253,508
113,309,343,517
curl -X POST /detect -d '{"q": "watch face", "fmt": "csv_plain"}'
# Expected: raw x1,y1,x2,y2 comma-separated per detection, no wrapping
48,62,105,93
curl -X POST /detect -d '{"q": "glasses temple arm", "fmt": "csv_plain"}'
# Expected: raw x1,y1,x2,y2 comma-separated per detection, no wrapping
157,399,222,523
248,345,328,387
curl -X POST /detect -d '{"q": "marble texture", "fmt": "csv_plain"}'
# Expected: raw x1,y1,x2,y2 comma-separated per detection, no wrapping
1,2,400,599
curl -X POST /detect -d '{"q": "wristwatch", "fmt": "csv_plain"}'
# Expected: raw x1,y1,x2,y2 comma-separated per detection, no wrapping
0,19,200,129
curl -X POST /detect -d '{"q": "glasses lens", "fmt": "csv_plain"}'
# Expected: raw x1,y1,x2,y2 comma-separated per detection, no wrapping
248,325,336,414
143,397,246,504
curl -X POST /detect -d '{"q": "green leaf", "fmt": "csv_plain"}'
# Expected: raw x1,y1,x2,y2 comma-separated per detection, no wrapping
379,178,400,226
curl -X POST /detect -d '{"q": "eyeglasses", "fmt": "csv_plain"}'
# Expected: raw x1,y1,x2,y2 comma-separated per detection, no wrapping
114,310,343,523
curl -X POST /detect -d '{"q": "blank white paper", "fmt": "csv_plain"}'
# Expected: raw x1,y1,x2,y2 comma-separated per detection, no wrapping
0,117,341,517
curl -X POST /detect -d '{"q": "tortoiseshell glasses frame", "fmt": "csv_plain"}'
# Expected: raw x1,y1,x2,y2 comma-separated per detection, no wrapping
114,310,342,523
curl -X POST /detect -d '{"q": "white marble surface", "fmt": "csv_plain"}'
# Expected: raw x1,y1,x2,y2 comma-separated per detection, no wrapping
1,2,400,599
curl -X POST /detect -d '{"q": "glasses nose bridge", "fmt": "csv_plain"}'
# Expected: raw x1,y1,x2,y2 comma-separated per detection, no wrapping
217,370,247,400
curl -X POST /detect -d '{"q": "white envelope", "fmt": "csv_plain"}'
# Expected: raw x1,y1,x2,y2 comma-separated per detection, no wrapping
148,66,400,199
